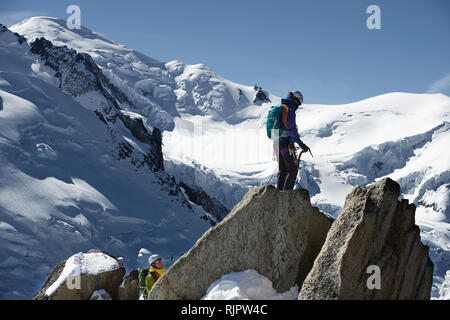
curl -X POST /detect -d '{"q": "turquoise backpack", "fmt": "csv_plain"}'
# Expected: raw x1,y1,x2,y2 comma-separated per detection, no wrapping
266,104,287,140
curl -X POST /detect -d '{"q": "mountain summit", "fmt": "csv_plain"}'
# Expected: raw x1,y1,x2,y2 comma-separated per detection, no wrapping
11,16,274,126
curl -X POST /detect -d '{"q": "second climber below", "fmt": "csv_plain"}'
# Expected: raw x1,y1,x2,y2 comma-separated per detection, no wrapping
276,90,310,191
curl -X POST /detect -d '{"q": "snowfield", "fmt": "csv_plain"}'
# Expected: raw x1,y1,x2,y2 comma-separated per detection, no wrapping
0,16,449,299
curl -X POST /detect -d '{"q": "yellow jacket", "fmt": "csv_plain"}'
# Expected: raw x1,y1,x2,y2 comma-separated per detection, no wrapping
144,266,166,298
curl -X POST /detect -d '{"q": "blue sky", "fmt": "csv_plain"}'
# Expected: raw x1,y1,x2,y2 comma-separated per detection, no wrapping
1,0,449,104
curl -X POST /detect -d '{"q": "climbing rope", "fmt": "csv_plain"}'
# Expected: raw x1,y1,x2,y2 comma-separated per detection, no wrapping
265,165,278,186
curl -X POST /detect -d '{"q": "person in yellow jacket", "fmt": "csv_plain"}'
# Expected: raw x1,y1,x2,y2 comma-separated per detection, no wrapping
138,254,166,300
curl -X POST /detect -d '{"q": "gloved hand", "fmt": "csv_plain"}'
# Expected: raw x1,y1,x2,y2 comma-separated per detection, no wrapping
299,142,310,153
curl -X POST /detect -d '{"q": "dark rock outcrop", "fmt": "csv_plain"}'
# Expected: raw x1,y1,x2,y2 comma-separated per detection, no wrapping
178,181,229,223
118,269,139,300
30,37,130,104
299,178,434,300
148,185,333,300
253,85,270,104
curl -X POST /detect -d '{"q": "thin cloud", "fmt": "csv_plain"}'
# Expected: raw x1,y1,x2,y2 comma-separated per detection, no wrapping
0,11,47,27
426,73,450,94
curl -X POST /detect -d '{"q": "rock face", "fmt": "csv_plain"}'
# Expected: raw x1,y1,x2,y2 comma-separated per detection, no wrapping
178,180,230,224
299,178,434,300
118,269,139,300
148,185,333,300
253,85,270,104
33,249,125,300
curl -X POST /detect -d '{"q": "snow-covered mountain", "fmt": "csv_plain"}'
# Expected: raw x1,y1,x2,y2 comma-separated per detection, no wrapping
0,22,226,299
10,17,271,127
2,16,450,299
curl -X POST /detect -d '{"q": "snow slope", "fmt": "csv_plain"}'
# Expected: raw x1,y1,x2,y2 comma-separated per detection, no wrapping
5,16,450,299
0,24,212,299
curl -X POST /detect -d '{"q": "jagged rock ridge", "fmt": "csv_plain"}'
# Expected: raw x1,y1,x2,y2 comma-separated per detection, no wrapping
30,36,164,172
299,178,434,300
148,185,333,299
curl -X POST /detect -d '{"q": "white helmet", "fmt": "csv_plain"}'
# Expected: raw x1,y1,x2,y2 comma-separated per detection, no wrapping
149,254,162,265
291,90,303,104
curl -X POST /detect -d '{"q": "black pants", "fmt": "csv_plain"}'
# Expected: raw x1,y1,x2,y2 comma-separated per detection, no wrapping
277,141,298,190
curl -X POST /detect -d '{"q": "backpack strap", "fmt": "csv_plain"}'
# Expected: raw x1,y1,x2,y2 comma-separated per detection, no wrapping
138,268,149,288
138,268,150,299
150,271,159,281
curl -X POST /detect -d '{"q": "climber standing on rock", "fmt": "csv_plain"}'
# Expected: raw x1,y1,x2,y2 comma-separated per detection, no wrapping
138,254,166,300
267,91,310,190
